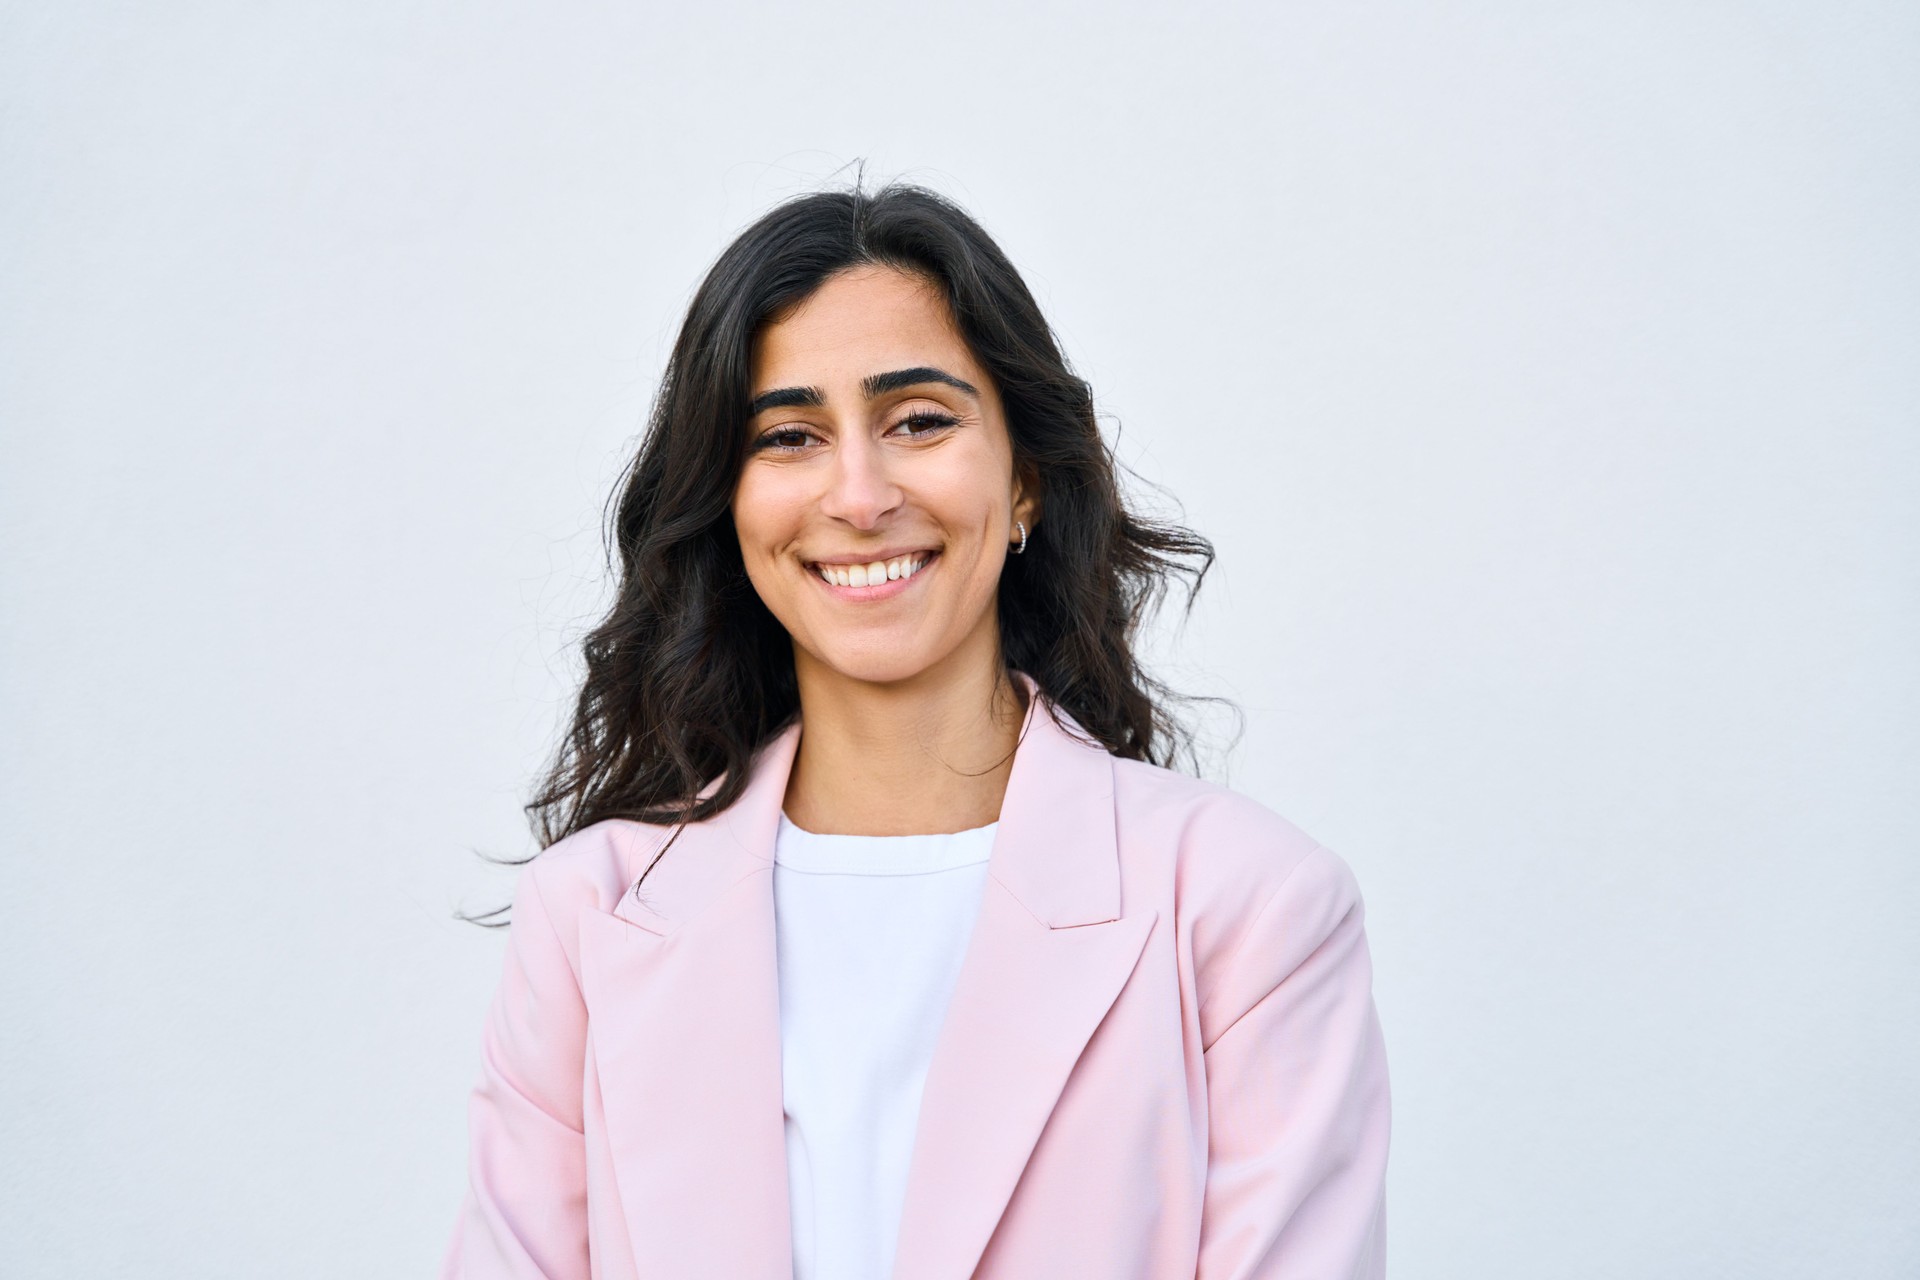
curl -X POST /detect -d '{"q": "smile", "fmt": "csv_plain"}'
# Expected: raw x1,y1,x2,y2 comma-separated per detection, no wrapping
807,550,937,593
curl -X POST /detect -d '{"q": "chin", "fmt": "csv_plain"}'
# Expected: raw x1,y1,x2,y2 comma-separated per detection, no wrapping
806,638,945,688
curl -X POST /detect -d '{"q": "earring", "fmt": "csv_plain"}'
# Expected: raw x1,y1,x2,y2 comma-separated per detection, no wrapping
1012,520,1029,555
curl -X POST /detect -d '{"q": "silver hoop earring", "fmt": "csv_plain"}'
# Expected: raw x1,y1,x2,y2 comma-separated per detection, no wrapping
1012,520,1029,555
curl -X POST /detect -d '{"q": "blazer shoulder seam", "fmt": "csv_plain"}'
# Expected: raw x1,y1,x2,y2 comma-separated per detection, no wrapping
526,860,586,992
1197,842,1335,1052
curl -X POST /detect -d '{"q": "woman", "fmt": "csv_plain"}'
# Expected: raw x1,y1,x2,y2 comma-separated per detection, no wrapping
443,182,1391,1279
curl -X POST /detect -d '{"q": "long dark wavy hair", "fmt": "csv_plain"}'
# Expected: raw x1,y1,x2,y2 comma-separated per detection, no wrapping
476,178,1219,918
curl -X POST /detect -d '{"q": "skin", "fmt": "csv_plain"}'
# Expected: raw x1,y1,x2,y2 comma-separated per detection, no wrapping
731,264,1040,836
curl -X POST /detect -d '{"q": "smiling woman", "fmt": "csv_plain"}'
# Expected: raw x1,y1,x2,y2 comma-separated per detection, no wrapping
732,266,1040,770
443,182,1392,1279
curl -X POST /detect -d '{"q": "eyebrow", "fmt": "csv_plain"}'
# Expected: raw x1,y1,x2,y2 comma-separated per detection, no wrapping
746,366,979,418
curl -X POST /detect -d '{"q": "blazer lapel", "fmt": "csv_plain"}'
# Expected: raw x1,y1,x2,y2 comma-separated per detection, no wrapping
890,676,1157,1280
576,718,804,1280
574,675,1155,1280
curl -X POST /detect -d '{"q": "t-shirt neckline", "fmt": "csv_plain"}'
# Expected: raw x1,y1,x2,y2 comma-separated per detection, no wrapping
773,811,999,876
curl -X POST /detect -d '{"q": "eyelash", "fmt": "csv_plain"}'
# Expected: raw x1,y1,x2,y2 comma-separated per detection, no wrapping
751,411,959,453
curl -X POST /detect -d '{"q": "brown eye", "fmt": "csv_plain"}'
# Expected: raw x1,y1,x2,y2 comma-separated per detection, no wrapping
892,411,960,438
755,427,816,452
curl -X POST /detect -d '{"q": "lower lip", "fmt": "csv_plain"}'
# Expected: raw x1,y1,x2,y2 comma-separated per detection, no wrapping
808,553,938,602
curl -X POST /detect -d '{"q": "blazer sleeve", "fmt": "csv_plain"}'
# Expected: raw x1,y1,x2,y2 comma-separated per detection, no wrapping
442,860,591,1280
1195,844,1392,1280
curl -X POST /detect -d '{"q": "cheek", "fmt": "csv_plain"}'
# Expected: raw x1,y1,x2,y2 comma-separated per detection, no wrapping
922,440,1014,528
731,471,800,565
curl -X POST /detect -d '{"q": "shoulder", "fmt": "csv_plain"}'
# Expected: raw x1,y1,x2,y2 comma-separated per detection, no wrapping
1110,754,1354,905
1109,756,1367,1023
516,817,669,926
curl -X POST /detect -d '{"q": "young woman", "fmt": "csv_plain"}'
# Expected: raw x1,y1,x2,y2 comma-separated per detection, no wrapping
443,183,1391,1279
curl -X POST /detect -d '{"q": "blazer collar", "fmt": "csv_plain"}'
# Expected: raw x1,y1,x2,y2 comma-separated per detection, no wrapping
608,669,1122,934
578,671,1156,1280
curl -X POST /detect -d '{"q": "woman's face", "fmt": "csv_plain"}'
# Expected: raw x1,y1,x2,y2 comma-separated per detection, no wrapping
732,264,1037,689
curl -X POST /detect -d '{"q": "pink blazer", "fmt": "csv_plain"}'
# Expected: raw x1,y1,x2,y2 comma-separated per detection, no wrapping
444,675,1391,1278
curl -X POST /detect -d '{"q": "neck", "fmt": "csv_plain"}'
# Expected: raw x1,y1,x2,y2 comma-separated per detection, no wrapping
783,644,1028,837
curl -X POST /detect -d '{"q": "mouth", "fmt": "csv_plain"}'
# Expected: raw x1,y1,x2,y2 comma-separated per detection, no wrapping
806,549,938,593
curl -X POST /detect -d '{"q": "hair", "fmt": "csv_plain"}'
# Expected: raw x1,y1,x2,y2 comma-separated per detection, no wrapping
469,178,1218,921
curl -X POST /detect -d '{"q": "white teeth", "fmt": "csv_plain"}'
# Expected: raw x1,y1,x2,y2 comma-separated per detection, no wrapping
814,552,932,587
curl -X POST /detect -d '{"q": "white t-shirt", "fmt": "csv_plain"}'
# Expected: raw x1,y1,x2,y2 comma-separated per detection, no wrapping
771,811,997,1280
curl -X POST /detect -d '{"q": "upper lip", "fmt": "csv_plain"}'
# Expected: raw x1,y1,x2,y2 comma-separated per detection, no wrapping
805,547,939,567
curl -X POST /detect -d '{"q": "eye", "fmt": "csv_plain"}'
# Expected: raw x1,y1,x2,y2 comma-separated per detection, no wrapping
752,425,818,453
890,410,960,438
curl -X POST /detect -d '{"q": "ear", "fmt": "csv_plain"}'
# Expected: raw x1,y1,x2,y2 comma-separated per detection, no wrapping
1011,457,1043,539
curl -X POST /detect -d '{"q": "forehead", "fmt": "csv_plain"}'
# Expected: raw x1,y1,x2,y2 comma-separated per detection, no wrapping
751,265,976,386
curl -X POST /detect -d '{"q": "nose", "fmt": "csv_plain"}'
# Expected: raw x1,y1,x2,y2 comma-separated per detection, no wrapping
817,430,903,530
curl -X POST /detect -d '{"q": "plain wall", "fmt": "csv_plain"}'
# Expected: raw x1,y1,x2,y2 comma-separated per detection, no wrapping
3,1,1915,1275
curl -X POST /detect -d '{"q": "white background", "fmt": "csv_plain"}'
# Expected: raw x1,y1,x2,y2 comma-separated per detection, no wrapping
3,2,1915,1275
